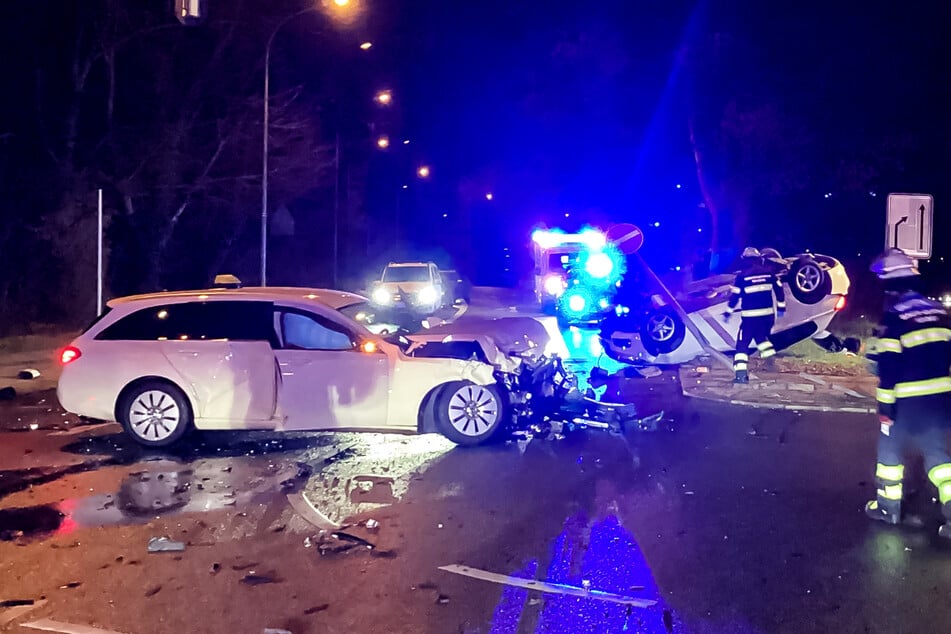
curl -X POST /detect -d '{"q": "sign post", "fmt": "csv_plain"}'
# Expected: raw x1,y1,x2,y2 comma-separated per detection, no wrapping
886,193,933,259
97,188,103,316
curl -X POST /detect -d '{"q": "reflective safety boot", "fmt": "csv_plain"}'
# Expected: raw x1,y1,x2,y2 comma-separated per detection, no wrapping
733,371,749,385
939,502,951,540
865,500,925,528
865,500,900,525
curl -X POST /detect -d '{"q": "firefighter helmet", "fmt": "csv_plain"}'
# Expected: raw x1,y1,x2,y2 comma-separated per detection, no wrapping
741,247,762,259
870,248,918,279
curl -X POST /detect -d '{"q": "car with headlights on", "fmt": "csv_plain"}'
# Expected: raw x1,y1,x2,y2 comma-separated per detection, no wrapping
370,261,445,315
56,286,533,448
600,250,851,365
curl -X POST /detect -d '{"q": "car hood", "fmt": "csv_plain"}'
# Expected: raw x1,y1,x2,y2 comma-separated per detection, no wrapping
405,316,554,373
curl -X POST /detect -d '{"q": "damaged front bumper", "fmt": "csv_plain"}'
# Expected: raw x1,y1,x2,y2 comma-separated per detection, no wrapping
497,354,664,441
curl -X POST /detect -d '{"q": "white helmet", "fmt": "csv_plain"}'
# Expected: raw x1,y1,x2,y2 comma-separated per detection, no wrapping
870,248,918,279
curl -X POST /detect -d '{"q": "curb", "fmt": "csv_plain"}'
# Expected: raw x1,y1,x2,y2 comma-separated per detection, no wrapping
680,388,876,414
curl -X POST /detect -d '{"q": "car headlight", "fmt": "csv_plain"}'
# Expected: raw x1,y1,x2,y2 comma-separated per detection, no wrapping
416,285,438,305
543,274,565,296
372,287,392,305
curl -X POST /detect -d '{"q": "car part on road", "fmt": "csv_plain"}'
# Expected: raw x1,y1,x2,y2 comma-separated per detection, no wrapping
438,564,657,608
147,536,185,553
0,387,15,401
17,369,41,380
640,307,686,355
117,380,192,447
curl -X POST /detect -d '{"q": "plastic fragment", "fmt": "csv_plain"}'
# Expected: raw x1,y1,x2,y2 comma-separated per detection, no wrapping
147,537,185,553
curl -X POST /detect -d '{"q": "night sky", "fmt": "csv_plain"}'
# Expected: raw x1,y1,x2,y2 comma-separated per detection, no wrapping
2,0,951,328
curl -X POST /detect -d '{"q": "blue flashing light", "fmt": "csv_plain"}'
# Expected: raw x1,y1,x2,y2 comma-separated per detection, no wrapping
585,252,614,279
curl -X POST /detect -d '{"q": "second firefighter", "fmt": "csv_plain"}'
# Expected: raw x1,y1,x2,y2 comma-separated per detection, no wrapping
723,247,786,383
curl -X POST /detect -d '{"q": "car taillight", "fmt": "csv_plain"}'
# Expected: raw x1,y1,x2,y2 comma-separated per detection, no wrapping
835,296,846,311
60,346,82,365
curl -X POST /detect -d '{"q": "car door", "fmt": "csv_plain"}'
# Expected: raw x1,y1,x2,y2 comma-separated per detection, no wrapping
274,306,389,431
156,301,279,426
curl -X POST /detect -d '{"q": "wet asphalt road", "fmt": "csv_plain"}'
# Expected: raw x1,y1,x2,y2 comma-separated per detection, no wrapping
1,327,950,633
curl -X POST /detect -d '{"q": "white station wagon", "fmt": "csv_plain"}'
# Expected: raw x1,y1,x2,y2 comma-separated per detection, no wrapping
57,287,512,447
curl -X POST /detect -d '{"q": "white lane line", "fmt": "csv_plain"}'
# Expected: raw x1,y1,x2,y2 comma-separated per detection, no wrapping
22,619,128,634
438,564,657,608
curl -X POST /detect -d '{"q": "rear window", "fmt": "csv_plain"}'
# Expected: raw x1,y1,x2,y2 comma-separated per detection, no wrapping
97,301,275,342
81,307,113,334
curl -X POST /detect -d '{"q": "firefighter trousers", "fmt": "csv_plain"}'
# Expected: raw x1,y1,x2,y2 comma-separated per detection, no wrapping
733,315,775,376
874,395,951,520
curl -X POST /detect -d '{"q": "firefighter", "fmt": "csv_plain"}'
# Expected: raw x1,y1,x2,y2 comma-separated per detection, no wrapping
866,248,951,537
723,247,786,383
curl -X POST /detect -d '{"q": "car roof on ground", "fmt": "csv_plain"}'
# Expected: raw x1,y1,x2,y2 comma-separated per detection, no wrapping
108,287,367,310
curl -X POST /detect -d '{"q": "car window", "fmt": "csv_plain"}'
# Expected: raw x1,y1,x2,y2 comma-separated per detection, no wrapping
382,265,430,283
280,311,355,351
548,252,578,271
97,301,276,342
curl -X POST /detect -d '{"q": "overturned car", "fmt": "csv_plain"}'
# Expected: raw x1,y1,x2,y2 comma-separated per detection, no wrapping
57,287,656,449
600,251,851,365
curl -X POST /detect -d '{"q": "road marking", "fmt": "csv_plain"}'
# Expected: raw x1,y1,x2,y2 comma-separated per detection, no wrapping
438,564,657,608
22,619,127,634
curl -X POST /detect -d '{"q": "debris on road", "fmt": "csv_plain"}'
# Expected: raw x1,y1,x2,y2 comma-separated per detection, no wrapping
58,582,81,590
263,629,292,634
17,369,41,380
329,531,374,550
209,563,221,575
435,594,450,605
438,564,656,608
144,585,162,597
365,519,380,531
304,604,329,615
147,536,185,553
241,572,281,586
0,387,15,401
0,599,35,607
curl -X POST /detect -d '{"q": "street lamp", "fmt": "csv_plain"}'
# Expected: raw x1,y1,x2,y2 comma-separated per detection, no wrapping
376,135,390,149
375,90,393,105
360,41,373,50
262,3,355,286
417,165,431,178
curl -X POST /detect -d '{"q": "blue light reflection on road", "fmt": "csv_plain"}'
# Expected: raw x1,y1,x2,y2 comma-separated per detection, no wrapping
490,512,674,633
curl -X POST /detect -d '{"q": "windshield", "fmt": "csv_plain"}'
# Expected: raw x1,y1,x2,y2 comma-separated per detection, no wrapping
382,265,430,283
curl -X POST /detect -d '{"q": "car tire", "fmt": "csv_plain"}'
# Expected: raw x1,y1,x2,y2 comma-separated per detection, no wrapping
117,380,193,448
640,307,686,356
434,381,505,446
788,257,832,305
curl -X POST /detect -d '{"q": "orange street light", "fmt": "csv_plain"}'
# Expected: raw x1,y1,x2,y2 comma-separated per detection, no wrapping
376,135,390,149
360,41,372,50
417,166,431,178
375,90,393,105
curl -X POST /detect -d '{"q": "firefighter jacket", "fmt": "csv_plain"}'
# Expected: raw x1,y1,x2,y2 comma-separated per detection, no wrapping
725,263,786,319
869,291,951,419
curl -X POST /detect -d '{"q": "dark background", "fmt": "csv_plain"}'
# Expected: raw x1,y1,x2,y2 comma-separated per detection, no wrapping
1,0,949,333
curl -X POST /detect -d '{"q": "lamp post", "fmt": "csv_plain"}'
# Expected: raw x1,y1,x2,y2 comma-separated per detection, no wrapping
262,1,357,286
262,7,321,286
